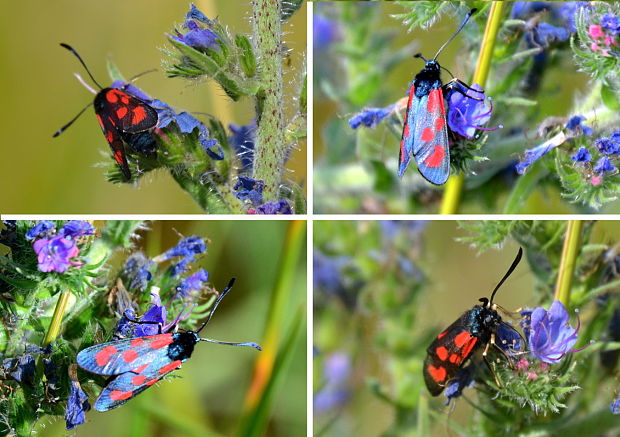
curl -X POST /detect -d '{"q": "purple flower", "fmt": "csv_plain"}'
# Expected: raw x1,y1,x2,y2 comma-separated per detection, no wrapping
65,378,91,430
2,355,35,385
314,352,351,413
160,236,207,261
113,308,138,339
25,220,55,241
172,18,220,51
611,396,620,414
349,104,396,129
178,269,209,296
234,176,264,206
447,83,496,139
33,235,79,273
112,81,152,102
515,140,558,174
122,252,154,291
594,157,618,174
444,366,474,405
59,220,94,239
595,137,620,155
602,13,620,35
531,22,569,46
571,147,591,163
523,300,582,363
134,292,168,337
314,15,340,51
565,115,593,136
379,221,427,240
229,122,256,172
249,199,293,215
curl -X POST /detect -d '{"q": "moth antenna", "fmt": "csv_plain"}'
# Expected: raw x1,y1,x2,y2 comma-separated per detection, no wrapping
127,69,158,84
414,52,429,62
198,338,262,351
433,8,477,61
489,247,523,305
52,101,93,137
59,43,104,90
195,278,236,333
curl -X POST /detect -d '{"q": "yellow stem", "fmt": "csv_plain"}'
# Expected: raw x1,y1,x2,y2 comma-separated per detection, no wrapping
42,290,71,347
554,220,583,306
440,2,506,214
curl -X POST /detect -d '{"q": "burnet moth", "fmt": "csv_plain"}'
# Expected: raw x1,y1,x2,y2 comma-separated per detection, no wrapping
423,248,523,396
77,279,261,411
399,8,481,185
53,43,159,180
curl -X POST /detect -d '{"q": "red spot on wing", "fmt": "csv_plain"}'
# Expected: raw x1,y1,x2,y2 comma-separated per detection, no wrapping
109,390,133,401
159,360,182,374
106,131,114,143
435,346,448,361
146,378,159,386
424,145,445,168
132,106,147,124
437,331,448,339
427,365,447,383
133,364,149,373
114,150,124,165
96,114,104,128
427,89,441,112
435,117,445,131
121,95,130,104
123,349,138,363
130,338,144,347
132,375,146,386
400,140,406,162
460,337,478,359
116,107,128,119
421,127,435,142
106,90,120,103
407,85,415,108
95,345,118,367
404,124,410,139
449,354,459,363
150,334,174,349
454,332,473,348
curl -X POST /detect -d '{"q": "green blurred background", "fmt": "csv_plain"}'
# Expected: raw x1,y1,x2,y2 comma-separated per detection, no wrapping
314,220,620,436
39,220,306,436
313,2,620,213
0,1,306,213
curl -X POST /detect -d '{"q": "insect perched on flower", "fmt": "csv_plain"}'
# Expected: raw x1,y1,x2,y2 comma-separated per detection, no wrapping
399,8,484,185
76,279,261,411
423,248,523,396
52,44,159,180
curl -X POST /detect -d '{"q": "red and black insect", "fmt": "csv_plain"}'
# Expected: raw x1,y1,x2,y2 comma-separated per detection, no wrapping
423,248,523,396
53,43,158,180
76,279,261,411
399,8,481,185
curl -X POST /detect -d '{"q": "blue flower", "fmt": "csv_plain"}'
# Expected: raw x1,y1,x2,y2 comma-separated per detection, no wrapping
249,199,293,215
25,220,55,241
234,176,264,206
43,358,60,394
2,354,35,385
33,235,80,273
447,83,495,139
59,220,94,239
531,22,569,46
178,269,209,296
565,115,593,136
113,308,138,339
229,122,256,172
611,396,620,414
593,157,618,174
172,18,220,51
595,137,620,155
134,292,168,337
602,13,620,35
379,221,427,240
522,300,582,363
160,236,207,261
122,252,154,291
349,104,396,130
571,147,591,163
314,15,340,51
186,3,212,24
65,377,91,430
444,366,475,405
515,138,559,175
314,352,351,414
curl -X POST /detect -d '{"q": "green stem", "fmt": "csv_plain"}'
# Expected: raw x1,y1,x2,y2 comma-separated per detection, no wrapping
440,2,506,214
554,220,583,306
170,172,240,213
251,0,285,202
42,290,71,347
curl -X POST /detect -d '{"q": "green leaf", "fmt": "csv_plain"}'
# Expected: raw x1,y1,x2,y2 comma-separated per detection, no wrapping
106,59,126,82
503,160,548,214
235,34,256,77
601,82,620,111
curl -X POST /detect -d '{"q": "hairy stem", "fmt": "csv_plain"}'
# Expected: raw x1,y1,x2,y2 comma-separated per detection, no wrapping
251,0,285,202
440,2,506,214
42,290,71,347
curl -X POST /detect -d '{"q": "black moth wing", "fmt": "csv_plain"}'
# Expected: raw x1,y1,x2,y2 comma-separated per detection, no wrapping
423,314,482,396
94,88,158,134
94,362,165,411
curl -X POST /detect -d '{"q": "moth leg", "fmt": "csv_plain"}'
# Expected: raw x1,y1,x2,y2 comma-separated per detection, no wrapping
123,315,163,334
443,79,484,101
482,336,503,388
